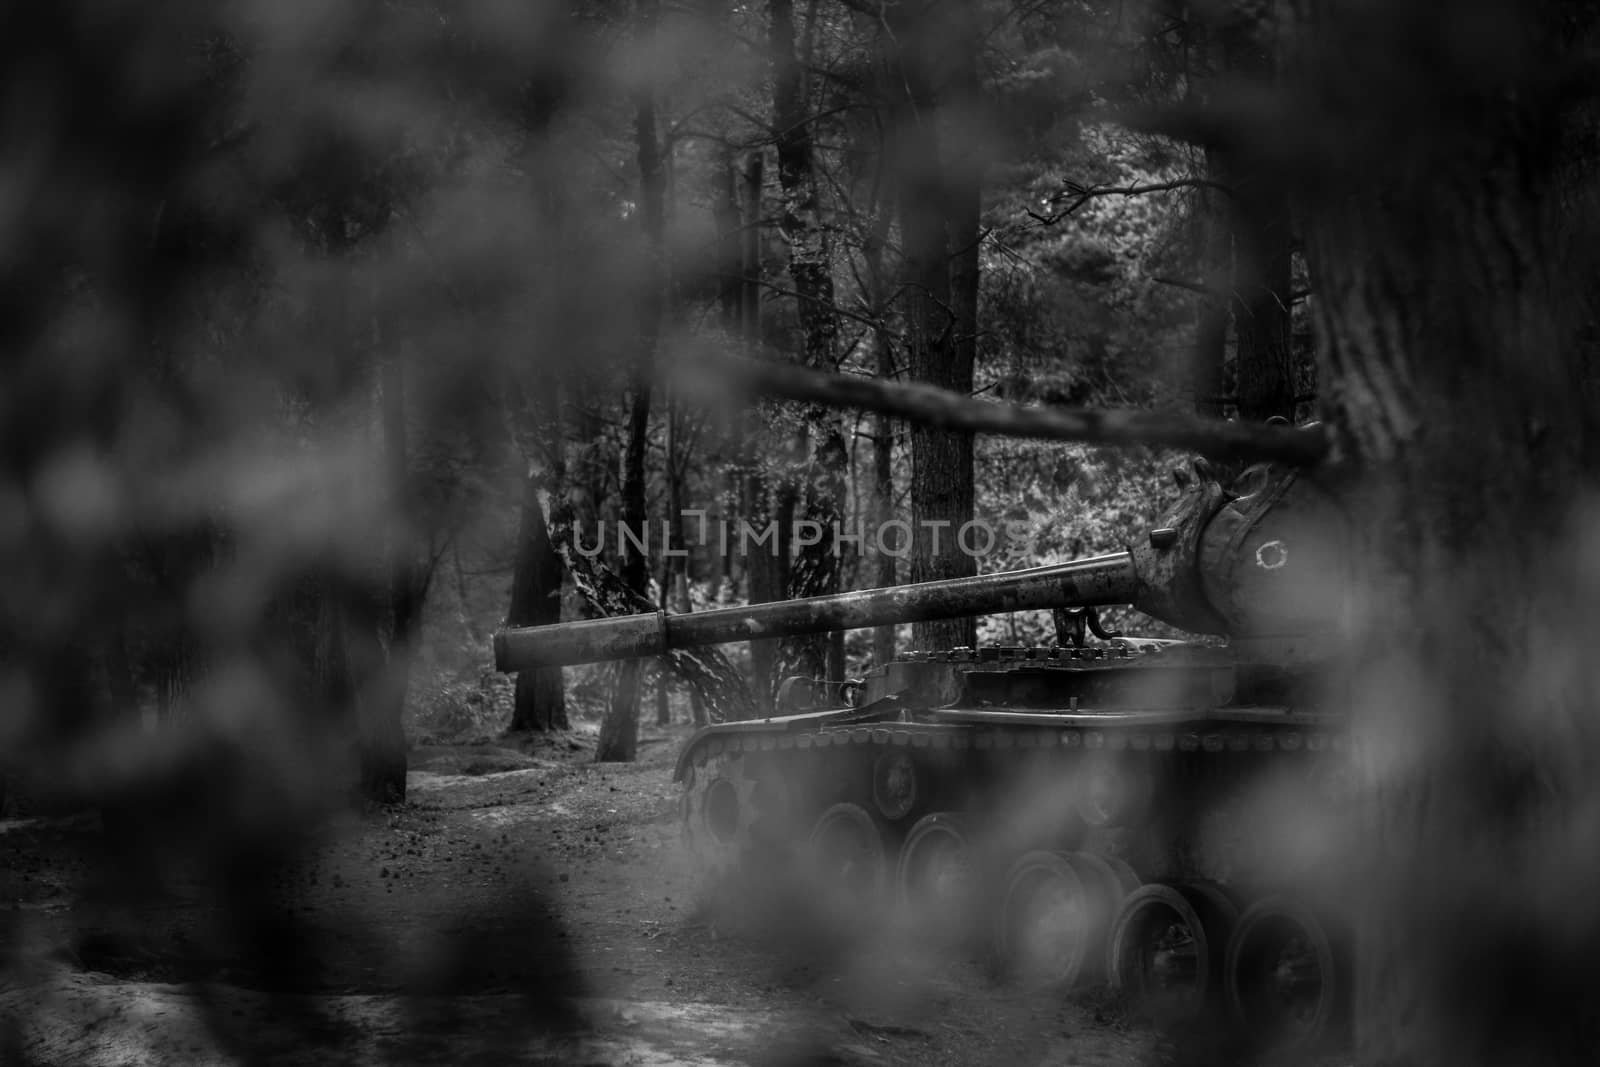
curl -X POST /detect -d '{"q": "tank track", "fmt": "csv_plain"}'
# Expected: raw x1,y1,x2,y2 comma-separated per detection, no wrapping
675,643,1351,1053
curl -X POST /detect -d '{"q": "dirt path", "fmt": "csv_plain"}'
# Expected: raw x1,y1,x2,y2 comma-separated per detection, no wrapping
1,723,1155,1066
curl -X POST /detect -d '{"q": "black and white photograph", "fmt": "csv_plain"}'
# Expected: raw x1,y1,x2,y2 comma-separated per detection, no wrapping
2,1,1597,1064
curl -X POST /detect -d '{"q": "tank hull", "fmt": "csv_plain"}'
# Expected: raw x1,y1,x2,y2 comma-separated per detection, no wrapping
676,641,1350,1050
675,672,1340,892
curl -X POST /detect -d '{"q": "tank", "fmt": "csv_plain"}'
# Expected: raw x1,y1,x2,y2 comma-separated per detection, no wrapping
494,458,1354,1052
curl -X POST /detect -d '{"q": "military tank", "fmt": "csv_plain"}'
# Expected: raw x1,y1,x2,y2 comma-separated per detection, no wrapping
495,457,1352,1051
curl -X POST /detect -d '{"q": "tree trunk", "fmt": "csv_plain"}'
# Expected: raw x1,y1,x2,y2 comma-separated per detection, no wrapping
864,184,898,667
358,350,417,805
743,472,783,715
155,634,195,723
1299,5,1600,1061
944,26,982,588
316,576,354,721
713,146,743,331
504,71,573,735
770,0,846,687
141,525,217,724
1219,23,1296,424
507,471,568,731
770,0,838,375
597,352,653,760
1230,177,1294,423
736,149,781,712
656,392,688,728
598,18,664,761
740,151,764,347
368,559,425,805
892,1,976,651
871,410,897,665
1192,145,1230,420
102,626,139,726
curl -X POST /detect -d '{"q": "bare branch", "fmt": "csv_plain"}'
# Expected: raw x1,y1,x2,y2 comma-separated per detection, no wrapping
829,0,887,17
672,355,1329,465
1151,275,1234,303
1151,275,1211,296
1030,177,1233,227
752,277,888,335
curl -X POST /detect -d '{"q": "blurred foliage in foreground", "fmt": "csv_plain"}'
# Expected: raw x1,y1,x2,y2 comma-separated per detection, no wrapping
0,0,1315,1059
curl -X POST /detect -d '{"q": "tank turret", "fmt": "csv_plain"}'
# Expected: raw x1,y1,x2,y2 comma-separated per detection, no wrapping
494,460,1347,673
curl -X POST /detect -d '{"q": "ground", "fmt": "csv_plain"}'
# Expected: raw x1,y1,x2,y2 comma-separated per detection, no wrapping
0,721,1164,1066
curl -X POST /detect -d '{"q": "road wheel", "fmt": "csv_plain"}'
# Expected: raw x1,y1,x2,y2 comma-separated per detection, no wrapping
995,850,1107,988
895,812,978,943
681,751,793,914
1224,897,1345,1052
1108,881,1236,1020
807,801,890,903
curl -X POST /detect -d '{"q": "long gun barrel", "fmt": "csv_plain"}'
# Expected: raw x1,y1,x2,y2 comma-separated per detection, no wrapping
494,552,1138,672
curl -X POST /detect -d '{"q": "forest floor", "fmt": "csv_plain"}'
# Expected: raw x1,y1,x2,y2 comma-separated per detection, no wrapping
0,720,1183,1066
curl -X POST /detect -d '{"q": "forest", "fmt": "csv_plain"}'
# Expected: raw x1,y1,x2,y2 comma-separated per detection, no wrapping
3,0,1600,1065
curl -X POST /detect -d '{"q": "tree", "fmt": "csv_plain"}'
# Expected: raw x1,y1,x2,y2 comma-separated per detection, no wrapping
358,338,424,805
1189,146,1231,420
736,151,784,716
1283,1,1600,1061
597,0,666,763
889,0,979,651
769,0,848,687
1214,11,1296,425
506,468,568,731
504,35,579,736
864,198,900,667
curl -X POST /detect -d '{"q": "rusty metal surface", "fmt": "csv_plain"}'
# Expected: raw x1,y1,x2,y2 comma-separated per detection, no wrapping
1197,465,1350,636
929,706,1332,727
669,707,889,781
494,611,667,672
669,704,1339,779
1127,460,1230,634
497,553,1138,671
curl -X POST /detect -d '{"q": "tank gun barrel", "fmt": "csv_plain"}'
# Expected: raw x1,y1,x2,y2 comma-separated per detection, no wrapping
494,552,1137,671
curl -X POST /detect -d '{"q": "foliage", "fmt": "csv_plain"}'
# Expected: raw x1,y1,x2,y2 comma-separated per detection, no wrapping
982,125,1202,411
407,669,515,745
973,440,1184,644
0,0,1284,1046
